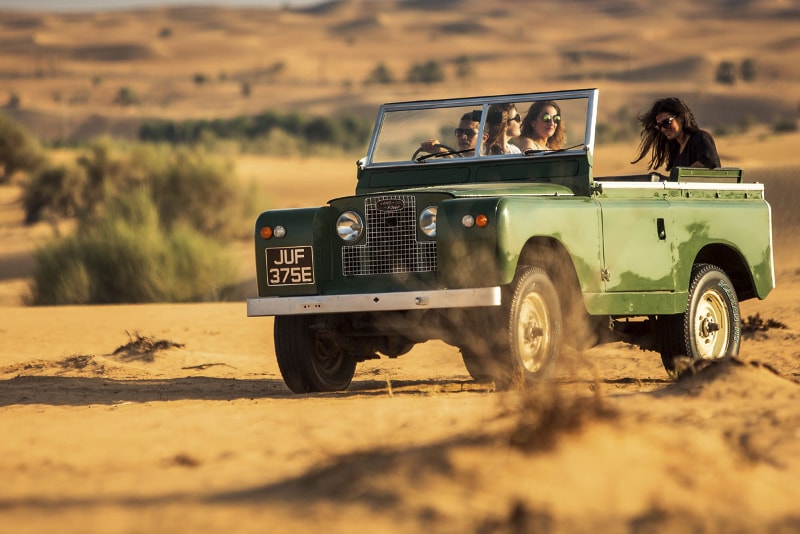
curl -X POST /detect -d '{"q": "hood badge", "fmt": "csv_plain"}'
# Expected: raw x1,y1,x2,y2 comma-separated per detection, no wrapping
375,198,405,212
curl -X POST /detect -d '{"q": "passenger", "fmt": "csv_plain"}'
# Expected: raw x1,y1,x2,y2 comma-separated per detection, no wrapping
514,100,566,151
419,112,479,157
631,97,720,170
483,103,522,155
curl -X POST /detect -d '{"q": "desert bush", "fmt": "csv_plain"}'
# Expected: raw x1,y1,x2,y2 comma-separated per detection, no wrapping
5,92,21,109
138,110,371,155
143,144,249,239
364,62,394,85
28,188,238,305
407,60,445,84
113,86,139,106
0,113,46,183
772,117,798,133
715,61,737,85
454,55,474,79
21,140,255,239
22,163,87,223
740,58,756,82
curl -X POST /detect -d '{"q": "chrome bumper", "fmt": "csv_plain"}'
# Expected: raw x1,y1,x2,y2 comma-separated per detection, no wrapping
247,287,502,316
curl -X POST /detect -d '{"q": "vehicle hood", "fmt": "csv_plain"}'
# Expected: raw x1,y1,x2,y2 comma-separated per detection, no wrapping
361,182,575,199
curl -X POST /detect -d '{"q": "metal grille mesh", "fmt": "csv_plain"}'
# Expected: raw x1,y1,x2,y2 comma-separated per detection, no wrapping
342,195,437,276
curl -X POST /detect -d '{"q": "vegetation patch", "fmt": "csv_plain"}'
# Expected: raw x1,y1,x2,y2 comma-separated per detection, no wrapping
112,331,184,362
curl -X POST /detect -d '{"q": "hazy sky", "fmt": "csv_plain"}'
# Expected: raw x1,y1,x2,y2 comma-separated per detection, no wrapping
0,0,325,11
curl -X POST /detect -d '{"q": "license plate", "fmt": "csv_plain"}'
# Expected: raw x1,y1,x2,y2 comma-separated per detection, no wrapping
265,246,314,286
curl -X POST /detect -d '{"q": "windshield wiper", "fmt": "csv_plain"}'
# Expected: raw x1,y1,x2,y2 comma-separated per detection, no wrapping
523,143,585,156
415,148,473,162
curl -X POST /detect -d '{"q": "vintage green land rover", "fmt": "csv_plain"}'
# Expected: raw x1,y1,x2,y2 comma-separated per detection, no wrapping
248,88,774,393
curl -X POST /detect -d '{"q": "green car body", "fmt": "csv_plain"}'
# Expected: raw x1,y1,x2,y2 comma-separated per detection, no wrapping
248,88,774,393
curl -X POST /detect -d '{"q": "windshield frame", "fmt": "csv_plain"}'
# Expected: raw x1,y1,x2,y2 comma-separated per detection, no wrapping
362,88,599,168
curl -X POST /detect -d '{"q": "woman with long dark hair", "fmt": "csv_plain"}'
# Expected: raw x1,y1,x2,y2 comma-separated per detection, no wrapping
632,97,720,170
515,100,566,151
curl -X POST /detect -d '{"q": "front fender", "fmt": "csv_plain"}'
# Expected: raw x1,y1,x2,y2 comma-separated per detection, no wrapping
254,206,332,297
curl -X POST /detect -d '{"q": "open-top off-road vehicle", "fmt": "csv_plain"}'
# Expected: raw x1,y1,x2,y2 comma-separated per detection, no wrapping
248,88,774,393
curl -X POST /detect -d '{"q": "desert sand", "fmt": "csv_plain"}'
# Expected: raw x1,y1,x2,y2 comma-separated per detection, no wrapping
2,1,800,532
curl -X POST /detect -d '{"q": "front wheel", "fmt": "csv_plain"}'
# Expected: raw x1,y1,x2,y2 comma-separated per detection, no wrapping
492,266,563,388
274,315,357,393
656,263,741,377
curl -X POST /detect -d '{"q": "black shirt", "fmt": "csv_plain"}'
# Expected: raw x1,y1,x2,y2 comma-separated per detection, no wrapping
670,130,720,169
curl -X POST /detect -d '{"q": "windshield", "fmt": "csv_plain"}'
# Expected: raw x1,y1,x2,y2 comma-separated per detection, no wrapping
366,89,597,166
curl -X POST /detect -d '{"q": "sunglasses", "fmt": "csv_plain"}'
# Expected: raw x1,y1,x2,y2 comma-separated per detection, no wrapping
454,128,478,138
507,114,521,124
541,113,561,124
655,116,676,130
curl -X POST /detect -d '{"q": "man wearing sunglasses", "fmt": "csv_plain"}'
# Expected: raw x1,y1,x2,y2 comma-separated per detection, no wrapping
631,97,720,171
419,112,480,157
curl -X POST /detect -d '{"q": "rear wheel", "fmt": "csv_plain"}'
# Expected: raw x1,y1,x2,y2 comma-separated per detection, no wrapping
657,263,740,377
274,315,357,393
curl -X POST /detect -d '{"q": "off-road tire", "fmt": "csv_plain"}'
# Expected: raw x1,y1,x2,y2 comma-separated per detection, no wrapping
274,315,357,393
492,266,563,389
657,263,741,377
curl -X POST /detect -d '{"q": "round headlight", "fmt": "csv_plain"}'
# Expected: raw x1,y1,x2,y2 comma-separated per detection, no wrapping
419,206,437,237
336,211,363,242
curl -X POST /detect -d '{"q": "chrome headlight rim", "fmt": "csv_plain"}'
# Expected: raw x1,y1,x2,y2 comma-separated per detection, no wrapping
336,210,364,242
419,205,437,238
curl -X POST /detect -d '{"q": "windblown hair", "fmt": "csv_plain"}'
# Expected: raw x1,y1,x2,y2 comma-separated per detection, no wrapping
520,100,566,149
485,103,517,155
631,97,700,170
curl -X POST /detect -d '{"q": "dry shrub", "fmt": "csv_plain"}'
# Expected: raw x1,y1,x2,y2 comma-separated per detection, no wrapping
742,313,788,334
113,331,184,362
28,188,239,304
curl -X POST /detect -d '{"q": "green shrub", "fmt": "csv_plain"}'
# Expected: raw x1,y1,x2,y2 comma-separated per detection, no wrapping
407,60,445,84
364,63,394,85
22,163,87,223
715,61,737,85
0,113,46,183
773,117,798,133
28,189,238,305
114,87,139,106
740,58,756,82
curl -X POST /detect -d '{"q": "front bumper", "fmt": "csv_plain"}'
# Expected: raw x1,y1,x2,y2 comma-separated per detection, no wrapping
247,287,502,317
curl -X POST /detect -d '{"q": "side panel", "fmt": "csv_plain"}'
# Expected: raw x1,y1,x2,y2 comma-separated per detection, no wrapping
599,198,675,292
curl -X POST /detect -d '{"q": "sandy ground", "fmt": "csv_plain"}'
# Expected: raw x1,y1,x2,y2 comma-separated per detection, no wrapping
3,2,800,532
2,143,800,532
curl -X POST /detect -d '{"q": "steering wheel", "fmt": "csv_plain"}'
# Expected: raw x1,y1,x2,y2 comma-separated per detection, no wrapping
412,143,463,162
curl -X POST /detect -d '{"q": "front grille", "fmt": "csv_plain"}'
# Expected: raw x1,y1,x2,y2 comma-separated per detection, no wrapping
342,195,437,276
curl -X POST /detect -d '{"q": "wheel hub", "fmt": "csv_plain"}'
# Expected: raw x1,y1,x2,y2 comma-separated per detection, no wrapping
694,290,729,360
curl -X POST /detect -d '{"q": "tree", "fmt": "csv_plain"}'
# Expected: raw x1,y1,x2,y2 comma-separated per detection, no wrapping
364,63,394,85
114,87,139,106
740,58,757,82
407,60,445,84
454,55,474,80
715,61,737,85
0,114,46,184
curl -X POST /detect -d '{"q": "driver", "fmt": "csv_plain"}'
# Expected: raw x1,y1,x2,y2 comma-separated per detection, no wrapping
419,112,479,157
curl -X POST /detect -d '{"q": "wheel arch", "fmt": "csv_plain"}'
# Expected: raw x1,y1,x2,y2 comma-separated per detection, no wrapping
693,244,758,302
517,236,588,325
